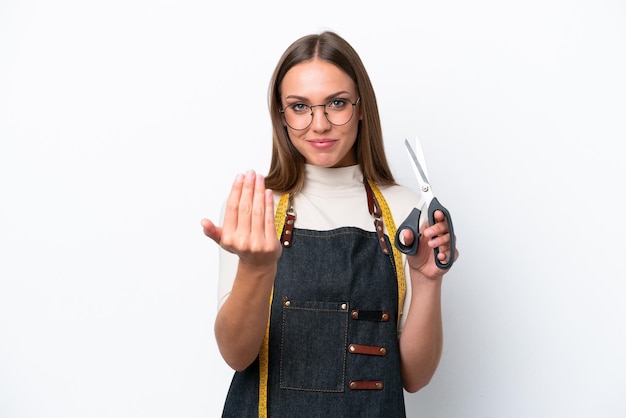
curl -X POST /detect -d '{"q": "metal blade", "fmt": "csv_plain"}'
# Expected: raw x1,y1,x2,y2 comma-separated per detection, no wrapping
412,136,430,179
404,138,430,186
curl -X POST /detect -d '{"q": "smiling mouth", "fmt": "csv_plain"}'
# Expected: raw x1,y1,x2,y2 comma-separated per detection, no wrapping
308,138,336,143
306,139,337,149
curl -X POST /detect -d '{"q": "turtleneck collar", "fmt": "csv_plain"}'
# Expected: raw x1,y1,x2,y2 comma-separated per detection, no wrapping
301,164,364,197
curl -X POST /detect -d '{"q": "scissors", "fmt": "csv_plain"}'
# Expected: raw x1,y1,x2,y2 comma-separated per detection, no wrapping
394,138,456,270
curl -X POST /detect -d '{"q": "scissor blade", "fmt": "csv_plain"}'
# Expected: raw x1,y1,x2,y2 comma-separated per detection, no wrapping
404,138,430,186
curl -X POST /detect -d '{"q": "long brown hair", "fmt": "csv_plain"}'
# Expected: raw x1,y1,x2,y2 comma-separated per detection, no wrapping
265,31,396,193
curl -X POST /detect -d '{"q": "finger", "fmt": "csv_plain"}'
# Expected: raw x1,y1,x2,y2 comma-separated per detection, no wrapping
428,232,451,251
434,241,450,254
424,214,451,238
436,236,459,265
249,173,267,242
401,228,416,247
201,218,222,244
424,223,445,239
236,170,257,234
264,188,277,240
222,172,245,233
432,209,447,223
201,218,214,236
419,211,445,234
439,245,459,264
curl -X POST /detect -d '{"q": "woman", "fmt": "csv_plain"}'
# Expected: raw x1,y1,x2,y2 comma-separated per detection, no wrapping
202,31,458,417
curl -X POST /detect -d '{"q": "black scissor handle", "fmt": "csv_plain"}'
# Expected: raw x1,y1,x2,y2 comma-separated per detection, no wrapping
395,207,422,255
394,198,456,270
428,197,455,270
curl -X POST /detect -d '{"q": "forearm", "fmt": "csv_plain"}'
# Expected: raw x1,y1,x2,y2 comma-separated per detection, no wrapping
214,261,276,371
399,271,443,392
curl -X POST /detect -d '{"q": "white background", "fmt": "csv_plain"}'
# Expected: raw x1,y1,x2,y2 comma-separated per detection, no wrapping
1,1,625,417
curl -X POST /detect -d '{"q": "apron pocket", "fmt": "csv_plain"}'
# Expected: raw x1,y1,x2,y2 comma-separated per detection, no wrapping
279,298,349,392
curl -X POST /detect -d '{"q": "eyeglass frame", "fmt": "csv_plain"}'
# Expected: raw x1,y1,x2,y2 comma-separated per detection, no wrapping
279,97,361,131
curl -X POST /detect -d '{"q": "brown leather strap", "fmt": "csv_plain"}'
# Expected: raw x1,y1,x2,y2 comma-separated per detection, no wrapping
363,179,389,255
348,343,387,356
348,380,384,390
280,194,296,247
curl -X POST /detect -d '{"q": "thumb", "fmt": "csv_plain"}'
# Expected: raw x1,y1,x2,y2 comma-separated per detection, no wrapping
201,218,222,244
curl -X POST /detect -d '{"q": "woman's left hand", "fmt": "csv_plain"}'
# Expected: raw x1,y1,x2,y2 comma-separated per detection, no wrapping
402,210,458,279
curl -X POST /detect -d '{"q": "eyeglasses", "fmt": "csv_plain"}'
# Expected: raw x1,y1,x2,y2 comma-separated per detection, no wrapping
280,97,361,130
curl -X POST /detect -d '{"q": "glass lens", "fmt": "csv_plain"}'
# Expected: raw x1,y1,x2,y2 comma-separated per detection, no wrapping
284,104,311,130
326,99,354,126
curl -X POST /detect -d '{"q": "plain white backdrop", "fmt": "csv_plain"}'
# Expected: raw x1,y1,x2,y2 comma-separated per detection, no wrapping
1,1,625,417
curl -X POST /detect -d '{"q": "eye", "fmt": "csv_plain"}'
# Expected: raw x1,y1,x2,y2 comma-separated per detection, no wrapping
289,103,310,114
327,99,348,110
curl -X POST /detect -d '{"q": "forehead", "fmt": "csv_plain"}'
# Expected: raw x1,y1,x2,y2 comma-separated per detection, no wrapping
281,59,356,99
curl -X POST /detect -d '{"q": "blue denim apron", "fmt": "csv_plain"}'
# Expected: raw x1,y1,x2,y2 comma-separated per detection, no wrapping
222,187,406,417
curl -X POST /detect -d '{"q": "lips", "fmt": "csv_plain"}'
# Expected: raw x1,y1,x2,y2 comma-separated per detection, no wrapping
307,139,336,150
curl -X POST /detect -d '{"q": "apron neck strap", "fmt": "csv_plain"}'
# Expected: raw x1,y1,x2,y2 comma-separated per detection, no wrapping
363,179,390,255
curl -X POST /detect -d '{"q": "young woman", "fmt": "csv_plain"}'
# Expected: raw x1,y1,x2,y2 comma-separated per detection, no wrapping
201,31,458,417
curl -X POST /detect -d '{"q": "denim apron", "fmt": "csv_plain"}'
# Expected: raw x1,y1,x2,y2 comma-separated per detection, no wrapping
222,183,406,417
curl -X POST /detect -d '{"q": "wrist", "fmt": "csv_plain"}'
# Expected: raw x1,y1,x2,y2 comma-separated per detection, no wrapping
409,267,444,285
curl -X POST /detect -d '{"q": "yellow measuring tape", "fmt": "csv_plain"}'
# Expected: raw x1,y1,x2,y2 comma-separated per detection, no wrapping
367,180,406,322
257,188,405,417
257,193,289,418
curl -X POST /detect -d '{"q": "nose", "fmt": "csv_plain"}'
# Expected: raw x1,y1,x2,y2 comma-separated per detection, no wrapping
310,104,331,131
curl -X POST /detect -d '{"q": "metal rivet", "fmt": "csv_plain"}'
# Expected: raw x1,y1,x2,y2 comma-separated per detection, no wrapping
284,300,291,307
349,345,355,352
341,303,347,310
285,230,291,235
351,310,358,319
287,219,294,225
349,381,356,389
375,382,382,389
284,241,290,247
383,249,389,255
380,347,387,355
422,185,429,192
381,312,389,321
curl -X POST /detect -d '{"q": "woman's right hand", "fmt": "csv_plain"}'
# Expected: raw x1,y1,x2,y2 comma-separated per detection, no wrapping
201,169,282,267
205,170,283,370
